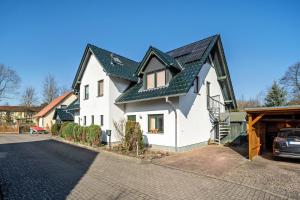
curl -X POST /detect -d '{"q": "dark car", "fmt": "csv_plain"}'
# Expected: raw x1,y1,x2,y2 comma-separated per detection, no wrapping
273,128,300,159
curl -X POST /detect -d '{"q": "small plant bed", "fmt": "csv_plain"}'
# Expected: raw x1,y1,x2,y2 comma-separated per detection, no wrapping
107,144,171,161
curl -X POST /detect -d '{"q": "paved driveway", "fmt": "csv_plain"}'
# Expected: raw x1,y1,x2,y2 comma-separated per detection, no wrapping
0,134,295,200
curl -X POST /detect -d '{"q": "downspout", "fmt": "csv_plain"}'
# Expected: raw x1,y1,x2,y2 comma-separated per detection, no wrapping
166,97,178,152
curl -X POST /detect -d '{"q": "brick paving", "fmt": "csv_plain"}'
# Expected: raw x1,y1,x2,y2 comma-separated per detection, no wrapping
0,134,292,200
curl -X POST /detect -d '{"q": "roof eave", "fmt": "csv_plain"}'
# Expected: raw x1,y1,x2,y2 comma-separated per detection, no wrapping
115,93,186,104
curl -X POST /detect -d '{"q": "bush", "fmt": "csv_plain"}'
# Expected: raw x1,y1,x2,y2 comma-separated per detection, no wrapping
125,121,144,151
59,122,70,137
51,123,61,136
73,124,81,142
81,127,88,143
86,125,101,146
62,122,75,140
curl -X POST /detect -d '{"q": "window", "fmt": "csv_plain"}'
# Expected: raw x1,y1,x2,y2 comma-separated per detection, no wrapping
194,76,199,94
83,116,86,126
146,73,155,89
97,80,104,96
127,115,136,122
206,81,211,108
100,115,104,126
156,70,166,87
146,70,166,89
84,85,89,100
148,114,164,133
91,115,94,125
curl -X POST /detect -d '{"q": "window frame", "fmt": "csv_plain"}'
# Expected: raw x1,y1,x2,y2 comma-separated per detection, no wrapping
100,115,104,126
146,69,166,90
127,115,136,122
91,115,94,125
148,114,164,134
84,85,89,100
97,80,104,97
83,116,86,126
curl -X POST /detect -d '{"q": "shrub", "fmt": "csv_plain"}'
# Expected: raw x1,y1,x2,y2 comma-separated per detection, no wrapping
73,124,81,142
51,123,61,136
62,122,75,140
59,122,70,137
125,121,144,151
86,125,101,146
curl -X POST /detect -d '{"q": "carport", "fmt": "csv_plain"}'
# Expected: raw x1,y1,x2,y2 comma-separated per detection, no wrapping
245,106,300,160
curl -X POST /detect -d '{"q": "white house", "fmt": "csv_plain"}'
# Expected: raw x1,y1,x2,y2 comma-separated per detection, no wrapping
72,35,237,151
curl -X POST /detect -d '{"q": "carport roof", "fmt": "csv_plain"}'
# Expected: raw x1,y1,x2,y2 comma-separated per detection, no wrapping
244,105,300,114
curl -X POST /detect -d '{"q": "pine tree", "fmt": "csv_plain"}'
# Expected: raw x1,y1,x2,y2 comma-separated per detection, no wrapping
264,81,287,107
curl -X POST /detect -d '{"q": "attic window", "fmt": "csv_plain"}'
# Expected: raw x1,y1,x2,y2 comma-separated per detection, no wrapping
146,70,166,89
110,54,123,65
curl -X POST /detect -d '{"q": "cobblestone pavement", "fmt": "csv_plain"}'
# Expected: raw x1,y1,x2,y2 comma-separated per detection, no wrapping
0,134,294,200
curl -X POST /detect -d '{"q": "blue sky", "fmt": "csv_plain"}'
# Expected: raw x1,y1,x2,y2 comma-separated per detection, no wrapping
0,0,299,105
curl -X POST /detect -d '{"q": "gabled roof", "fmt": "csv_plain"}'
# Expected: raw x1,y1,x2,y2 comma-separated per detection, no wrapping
66,99,79,111
116,35,219,104
0,106,42,113
136,46,182,75
72,44,139,89
33,92,73,118
53,108,74,121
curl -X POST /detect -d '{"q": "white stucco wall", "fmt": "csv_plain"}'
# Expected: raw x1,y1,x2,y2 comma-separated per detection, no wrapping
79,54,131,142
124,99,176,148
177,63,225,147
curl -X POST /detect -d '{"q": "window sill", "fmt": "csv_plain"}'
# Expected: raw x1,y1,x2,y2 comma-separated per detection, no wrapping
83,98,89,100
147,132,164,135
97,95,103,97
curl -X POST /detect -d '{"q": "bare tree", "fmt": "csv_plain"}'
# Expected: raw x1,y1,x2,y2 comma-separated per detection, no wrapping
59,85,70,96
0,64,21,101
43,74,59,103
237,92,265,110
280,62,300,103
21,87,39,107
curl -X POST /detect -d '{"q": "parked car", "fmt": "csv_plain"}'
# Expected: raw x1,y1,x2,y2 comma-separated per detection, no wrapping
273,128,300,159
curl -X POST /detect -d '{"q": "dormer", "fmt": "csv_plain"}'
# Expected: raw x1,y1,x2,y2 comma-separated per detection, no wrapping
136,46,182,90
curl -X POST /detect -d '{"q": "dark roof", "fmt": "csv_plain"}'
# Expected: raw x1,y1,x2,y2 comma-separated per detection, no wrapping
0,106,42,112
66,99,79,111
72,44,139,88
116,35,219,103
53,108,74,121
136,46,182,74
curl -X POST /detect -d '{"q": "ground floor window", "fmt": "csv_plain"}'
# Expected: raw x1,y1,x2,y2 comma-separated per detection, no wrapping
83,116,86,126
127,115,136,122
148,114,164,133
91,115,94,125
100,115,104,126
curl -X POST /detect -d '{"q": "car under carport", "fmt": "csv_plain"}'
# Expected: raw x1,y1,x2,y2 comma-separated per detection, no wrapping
245,105,300,160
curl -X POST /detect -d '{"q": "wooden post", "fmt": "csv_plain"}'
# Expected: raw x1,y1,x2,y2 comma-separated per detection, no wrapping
248,114,253,160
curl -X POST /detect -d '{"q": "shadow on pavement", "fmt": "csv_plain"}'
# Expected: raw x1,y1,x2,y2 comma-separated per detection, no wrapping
0,139,98,200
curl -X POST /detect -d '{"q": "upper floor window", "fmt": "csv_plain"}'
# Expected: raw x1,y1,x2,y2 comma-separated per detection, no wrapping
97,80,104,97
146,70,166,89
84,85,89,100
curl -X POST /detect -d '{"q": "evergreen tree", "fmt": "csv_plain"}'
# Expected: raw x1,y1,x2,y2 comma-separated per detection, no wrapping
265,81,287,107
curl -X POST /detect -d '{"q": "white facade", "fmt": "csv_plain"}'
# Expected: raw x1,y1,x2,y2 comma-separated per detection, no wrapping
79,54,130,142
78,51,225,150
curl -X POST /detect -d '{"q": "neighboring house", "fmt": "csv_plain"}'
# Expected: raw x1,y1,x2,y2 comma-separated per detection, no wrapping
0,106,42,124
33,92,77,129
72,35,237,151
53,99,80,124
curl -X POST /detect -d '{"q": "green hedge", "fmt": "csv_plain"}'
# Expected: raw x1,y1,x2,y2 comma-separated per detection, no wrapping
56,122,101,147
51,123,61,136
87,125,101,146
125,121,144,151
62,122,75,140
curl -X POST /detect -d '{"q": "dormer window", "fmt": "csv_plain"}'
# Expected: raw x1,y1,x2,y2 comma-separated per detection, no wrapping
146,70,166,89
